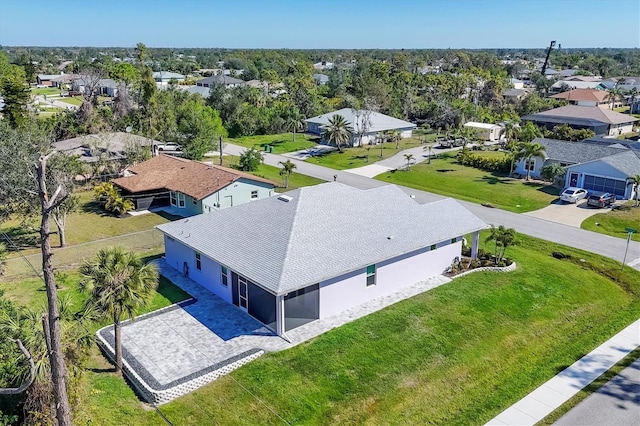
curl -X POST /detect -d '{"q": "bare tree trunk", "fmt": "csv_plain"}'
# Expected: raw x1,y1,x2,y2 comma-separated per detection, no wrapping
37,157,72,426
114,311,122,375
219,136,224,166
53,214,66,248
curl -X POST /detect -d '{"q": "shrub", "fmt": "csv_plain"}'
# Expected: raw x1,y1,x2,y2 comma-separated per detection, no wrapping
456,150,510,173
93,182,134,215
238,148,264,172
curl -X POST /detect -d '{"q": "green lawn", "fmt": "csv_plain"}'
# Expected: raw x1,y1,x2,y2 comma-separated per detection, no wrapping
228,133,319,154
581,202,640,242
1,191,173,255
31,87,61,96
207,154,325,191
376,153,559,212
58,97,83,106
306,135,436,170
81,234,640,425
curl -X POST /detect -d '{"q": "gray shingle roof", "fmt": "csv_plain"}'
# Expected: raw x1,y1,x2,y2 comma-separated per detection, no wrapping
534,138,633,164
523,105,638,126
598,151,640,176
156,183,486,295
305,108,416,134
53,132,157,163
196,75,244,86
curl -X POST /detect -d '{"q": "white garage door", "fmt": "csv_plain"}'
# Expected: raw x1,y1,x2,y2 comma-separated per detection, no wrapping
582,175,626,197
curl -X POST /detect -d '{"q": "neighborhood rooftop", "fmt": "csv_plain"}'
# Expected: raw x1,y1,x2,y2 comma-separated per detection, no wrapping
533,137,640,165
522,105,638,126
550,88,610,102
53,132,156,163
156,183,486,295
305,108,416,134
112,154,275,201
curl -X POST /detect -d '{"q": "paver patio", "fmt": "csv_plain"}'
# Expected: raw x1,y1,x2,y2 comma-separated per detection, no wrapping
98,258,451,402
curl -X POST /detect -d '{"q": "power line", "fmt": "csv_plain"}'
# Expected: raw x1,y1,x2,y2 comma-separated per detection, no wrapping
228,374,291,425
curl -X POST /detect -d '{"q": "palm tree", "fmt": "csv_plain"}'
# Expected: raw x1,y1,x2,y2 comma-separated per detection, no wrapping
287,111,305,142
404,153,415,170
321,114,353,153
423,143,434,164
606,86,624,110
627,87,638,113
278,160,296,188
390,130,401,149
518,142,546,181
627,174,640,207
79,247,159,375
540,162,566,184
485,225,517,265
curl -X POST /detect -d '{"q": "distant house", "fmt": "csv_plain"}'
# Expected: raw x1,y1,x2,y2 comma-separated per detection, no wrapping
53,132,155,164
463,122,503,141
313,61,334,70
521,105,637,137
36,74,60,87
305,108,417,146
503,88,528,102
180,85,211,98
153,71,186,86
72,77,120,97
196,75,244,89
313,74,329,85
244,79,286,96
112,154,276,214
514,137,640,199
509,78,524,89
550,80,606,93
550,89,618,109
155,183,487,337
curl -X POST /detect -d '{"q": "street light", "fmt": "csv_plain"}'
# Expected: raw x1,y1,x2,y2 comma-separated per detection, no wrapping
621,227,637,271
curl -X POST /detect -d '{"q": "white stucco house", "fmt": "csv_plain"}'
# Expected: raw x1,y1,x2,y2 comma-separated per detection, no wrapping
515,138,640,199
463,122,503,141
305,108,417,146
156,183,486,339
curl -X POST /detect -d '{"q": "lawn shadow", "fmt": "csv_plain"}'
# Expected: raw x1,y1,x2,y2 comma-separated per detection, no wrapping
524,182,561,197
0,225,40,251
436,169,456,173
81,200,112,217
477,176,514,185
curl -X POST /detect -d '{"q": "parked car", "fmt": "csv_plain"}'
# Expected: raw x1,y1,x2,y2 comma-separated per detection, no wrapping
586,192,616,208
36,84,48,88
155,142,182,152
560,187,588,204
68,90,82,97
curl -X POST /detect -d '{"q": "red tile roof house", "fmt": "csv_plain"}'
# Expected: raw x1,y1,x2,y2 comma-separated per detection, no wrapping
550,88,620,109
112,154,276,215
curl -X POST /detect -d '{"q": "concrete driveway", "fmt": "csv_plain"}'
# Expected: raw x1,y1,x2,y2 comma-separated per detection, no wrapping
524,199,610,228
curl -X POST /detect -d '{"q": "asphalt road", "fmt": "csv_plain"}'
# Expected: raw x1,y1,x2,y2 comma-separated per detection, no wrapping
225,143,640,268
554,358,640,426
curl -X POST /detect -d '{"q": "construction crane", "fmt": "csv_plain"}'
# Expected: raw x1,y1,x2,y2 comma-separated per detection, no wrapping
541,40,557,76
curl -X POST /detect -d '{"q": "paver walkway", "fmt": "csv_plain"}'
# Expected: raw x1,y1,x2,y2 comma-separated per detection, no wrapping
100,259,451,397
486,319,640,426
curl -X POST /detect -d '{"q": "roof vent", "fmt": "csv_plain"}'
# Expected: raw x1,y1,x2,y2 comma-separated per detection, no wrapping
387,236,394,240
278,195,293,202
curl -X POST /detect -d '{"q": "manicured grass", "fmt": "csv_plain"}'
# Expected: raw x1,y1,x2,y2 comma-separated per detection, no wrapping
228,133,318,154
0,270,190,319
208,154,325,191
1,191,173,255
82,234,640,425
376,153,558,212
58,97,83,106
31,87,61,96
306,135,436,170
581,202,640,242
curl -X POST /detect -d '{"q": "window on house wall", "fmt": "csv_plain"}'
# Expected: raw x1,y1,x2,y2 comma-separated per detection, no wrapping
451,238,457,244
525,159,536,171
177,193,185,208
250,190,258,199
170,191,177,206
195,252,201,270
430,244,436,250
366,264,376,286
192,198,198,205
221,265,228,286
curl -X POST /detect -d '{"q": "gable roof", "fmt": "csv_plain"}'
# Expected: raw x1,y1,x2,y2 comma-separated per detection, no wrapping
464,121,501,130
551,88,609,102
196,75,244,86
551,80,604,90
153,71,185,80
533,137,639,165
566,150,640,177
305,108,416,134
156,183,487,295
522,105,638,126
503,88,527,97
112,155,275,200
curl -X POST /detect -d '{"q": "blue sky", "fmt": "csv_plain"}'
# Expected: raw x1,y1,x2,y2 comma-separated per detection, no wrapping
1,0,638,48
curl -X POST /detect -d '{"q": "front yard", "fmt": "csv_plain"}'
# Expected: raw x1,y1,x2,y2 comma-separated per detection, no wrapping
227,133,318,154
376,153,559,212
80,234,640,425
305,135,437,170
581,202,640,242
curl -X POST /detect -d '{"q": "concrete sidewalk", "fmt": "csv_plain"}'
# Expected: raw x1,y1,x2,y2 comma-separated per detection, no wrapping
486,320,640,426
